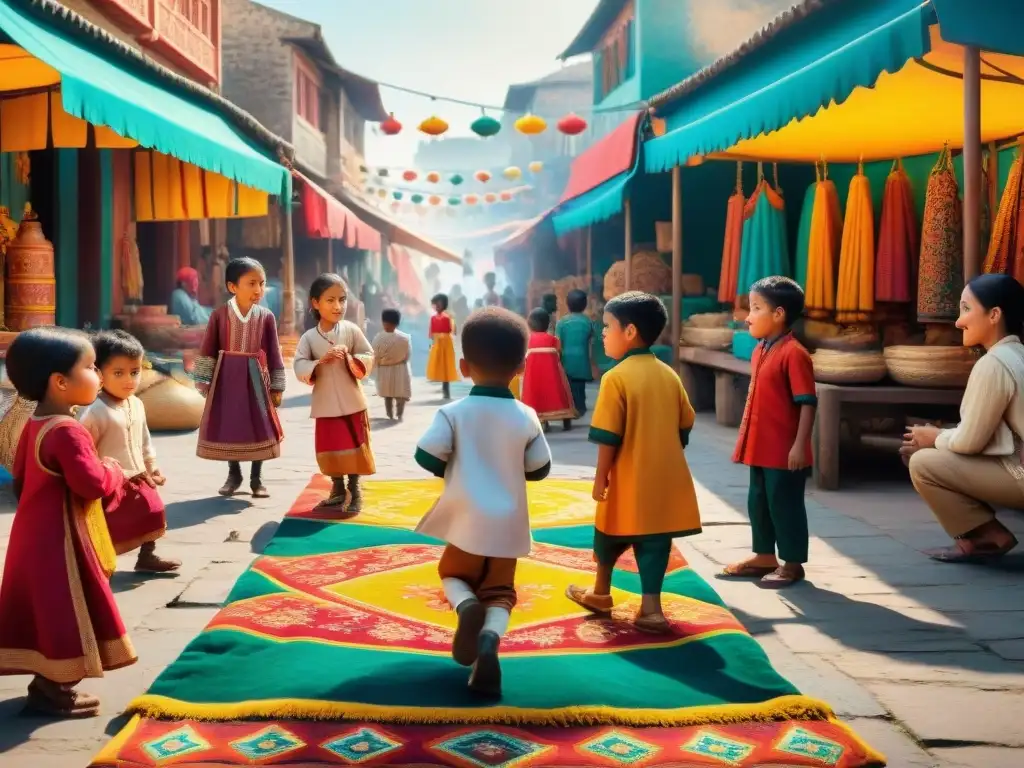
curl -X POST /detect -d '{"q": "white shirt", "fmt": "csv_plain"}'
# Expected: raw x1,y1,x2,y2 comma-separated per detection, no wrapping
415,387,552,558
79,393,156,477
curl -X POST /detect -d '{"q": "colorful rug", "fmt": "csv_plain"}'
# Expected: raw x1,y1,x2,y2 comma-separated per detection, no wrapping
91,477,885,767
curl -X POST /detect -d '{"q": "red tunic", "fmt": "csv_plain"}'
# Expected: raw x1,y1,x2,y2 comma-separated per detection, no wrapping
732,334,817,470
521,331,577,421
0,416,136,683
429,313,454,335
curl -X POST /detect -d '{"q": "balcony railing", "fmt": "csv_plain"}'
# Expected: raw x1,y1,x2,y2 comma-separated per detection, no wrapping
92,0,152,29
153,0,218,82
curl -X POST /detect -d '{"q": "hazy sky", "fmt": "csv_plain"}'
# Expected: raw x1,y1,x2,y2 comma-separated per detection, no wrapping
258,0,598,167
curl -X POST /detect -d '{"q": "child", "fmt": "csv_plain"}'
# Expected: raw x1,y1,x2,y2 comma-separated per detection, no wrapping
415,307,552,696
294,273,376,515
427,292,459,400
79,330,179,573
566,291,700,634
723,276,816,588
521,308,577,432
371,307,412,421
194,257,286,498
541,293,558,332
0,328,136,716
556,288,594,416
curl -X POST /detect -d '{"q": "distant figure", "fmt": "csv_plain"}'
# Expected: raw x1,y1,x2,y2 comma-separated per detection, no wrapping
427,293,459,400
372,308,413,421
557,289,594,415
521,308,576,432
541,293,558,332
483,272,500,307
501,287,517,314
169,267,212,327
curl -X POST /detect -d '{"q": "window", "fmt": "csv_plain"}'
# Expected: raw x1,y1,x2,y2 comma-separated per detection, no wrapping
172,0,212,37
295,65,321,130
594,17,635,102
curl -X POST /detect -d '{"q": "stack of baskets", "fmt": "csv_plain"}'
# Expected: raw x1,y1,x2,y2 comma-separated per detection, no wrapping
0,388,35,471
680,312,734,350
883,345,978,388
811,349,887,384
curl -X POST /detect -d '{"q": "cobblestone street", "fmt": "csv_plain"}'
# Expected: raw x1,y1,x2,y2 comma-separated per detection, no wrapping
0,374,1022,766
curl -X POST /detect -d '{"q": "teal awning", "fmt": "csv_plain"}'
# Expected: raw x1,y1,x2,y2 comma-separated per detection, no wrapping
932,0,1024,57
552,171,633,237
645,0,934,173
0,0,288,197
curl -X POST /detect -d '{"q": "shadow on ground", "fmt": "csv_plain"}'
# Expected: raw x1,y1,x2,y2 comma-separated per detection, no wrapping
166,497,250,531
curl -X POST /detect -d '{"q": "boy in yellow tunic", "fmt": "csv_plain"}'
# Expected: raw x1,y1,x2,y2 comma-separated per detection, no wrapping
566,291,701,634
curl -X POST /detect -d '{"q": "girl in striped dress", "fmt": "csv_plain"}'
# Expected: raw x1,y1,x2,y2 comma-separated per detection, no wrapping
371,308,412,420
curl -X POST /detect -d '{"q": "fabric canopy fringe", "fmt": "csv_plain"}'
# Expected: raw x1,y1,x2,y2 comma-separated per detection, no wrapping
736,163,789,299
875,158,918,303
983,146,1024,281
804,163,843,319
836,164,875,324
718,162,744,305
917,144,964,323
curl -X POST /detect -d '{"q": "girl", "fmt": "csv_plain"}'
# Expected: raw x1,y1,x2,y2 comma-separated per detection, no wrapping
80,330,179,573
371,307,412,421
194,257,286,498
522,308,577,432
0,328,136,717
427,293,459,400
294,273,376,515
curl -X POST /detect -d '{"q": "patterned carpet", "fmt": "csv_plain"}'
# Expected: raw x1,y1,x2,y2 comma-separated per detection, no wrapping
90,477,885,767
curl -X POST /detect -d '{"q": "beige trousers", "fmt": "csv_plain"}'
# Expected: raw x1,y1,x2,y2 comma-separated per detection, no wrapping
909,449,1024,538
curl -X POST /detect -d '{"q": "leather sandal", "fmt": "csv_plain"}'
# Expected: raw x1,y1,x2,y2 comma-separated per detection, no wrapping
565,585,614,615
759,565,806,589
925,536,1018,564
720,562,778,579
633,613,673,635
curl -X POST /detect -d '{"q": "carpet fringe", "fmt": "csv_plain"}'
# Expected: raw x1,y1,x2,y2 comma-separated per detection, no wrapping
127,693,836,729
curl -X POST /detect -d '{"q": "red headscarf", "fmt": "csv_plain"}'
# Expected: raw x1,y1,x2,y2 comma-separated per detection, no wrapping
176,266,199,296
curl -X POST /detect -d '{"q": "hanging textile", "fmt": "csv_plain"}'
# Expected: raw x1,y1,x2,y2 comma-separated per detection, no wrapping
793,179,817,290
718,162,744,305
983,146,1024,282
736,163,789,299
836,162,875,324
875,158,917,304
917,145,964,323
121,229,144,303
804,162,843,319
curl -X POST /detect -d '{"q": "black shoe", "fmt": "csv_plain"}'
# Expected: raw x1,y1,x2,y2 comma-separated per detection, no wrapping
452,598,485,666
442,383,451,400
219,464,243,496
385,398,394,420
468,630,501,696
563,419,573,431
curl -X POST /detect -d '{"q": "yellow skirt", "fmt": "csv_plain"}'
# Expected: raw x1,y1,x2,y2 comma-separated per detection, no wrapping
426,334,459,382
509,374,522,400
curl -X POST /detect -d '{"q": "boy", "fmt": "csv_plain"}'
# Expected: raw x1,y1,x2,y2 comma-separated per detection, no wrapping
723,276,816,588
414,307,552,696
566,291,700,634
541,293,558,333
556,288,594,416
371,308,412,420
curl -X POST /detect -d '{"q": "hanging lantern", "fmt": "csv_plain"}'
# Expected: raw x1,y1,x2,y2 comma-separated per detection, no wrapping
484,193,497,204
557,113,587,135
426,171,441,184
515,113,547,135
475,170,491,183
380,113,403,136
393,191,404,201
448,196,461,206
450,173,464,186
465,194,479,205
500,191,513,202
402,170,418,182
377,188,387,199
428,195,442,206
470,114,501,138
411,193,424,204
418,115,449,136
528,161,544,174
503,166,522,181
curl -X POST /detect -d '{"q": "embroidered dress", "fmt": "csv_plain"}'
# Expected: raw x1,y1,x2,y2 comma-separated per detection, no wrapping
426,313,459,383
294,320,376,477
0,416,136,683
522,331,576,421
79,394,165,555
194,300,286,462
371,329,412,401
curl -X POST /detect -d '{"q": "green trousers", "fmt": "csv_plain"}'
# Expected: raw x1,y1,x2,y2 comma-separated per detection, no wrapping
747,466,809,564
593,530,674,594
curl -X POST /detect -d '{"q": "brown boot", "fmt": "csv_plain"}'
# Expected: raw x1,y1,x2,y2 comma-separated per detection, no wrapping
385,397,394,420
25,677,100,718
346,475,363,515
219,462,243,496
135,541,181,573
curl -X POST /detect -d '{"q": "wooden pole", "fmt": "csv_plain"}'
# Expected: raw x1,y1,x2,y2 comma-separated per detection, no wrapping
963,46,982,280
585,226,593,297
326,237,334,273
671,165,683,370
623,198,632,290
280,201,296,336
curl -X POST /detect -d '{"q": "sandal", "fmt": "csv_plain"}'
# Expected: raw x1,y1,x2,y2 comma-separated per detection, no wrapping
759,565,805,589
314,495,358,520
925,536,1018,564
633,613,673,635
135,553,182,573
720,562,778,579
565,585,614,615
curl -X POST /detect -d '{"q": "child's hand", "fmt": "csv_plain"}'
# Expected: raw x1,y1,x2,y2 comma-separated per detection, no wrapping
271,391,283,407
592,474,609,502
788,442,809,471
150,469,167,486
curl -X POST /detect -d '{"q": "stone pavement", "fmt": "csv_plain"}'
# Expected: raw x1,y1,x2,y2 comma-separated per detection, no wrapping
0,374,1022,766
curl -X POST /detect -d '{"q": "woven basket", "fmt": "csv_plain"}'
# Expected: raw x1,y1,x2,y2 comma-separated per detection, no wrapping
685,312,731,329
0,391,35,470
811,349,887,384
139,379,205,432
883,345,978,388
680,327,735,350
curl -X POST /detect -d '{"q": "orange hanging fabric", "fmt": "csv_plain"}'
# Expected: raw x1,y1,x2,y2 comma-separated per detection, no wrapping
836,161,875,324
983,147,1024,279
804,161,842,318
875,159,918,303
718,162,744,305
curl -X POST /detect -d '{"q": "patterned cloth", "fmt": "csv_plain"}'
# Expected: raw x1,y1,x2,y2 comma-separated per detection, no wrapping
917,147,964,323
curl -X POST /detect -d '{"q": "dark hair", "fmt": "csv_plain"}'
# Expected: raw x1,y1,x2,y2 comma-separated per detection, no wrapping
527,308,550,333
381,308,401,326
604,291,668,346
541,293,557,312
967,273,1024,338
431,293,449,311
225,257,265,287
94,329,144,368
749,275,804,327
461,307,528,378
6,327,92,402
567,289,588,313
308,273,347,322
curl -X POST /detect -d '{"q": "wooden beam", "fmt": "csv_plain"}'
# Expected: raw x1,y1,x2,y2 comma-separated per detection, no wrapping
671,165,683,370
585,226,593,296
623,198,632,290
281,202,296,336
963,46,982,280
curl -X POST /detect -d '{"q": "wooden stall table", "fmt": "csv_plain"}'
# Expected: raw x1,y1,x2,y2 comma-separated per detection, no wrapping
678,346,750,427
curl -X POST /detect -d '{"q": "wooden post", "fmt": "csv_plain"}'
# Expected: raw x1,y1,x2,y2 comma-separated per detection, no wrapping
963,45,982,280
671,165,683,370
585,226,593,296
326,237,334,273
280,201,296,336
623,198,632,290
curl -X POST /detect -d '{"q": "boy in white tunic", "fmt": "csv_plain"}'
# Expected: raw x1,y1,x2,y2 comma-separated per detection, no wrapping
415,307,552,696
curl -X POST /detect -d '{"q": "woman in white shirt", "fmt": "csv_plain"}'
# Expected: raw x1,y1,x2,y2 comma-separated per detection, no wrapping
903,274,1024,563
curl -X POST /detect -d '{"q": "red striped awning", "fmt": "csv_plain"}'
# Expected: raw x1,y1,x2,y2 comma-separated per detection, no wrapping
295,171,382,251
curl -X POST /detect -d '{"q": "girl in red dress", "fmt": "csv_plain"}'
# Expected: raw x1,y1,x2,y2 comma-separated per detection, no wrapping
426,293,459,400
522,308,577,432
0,328,136,717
